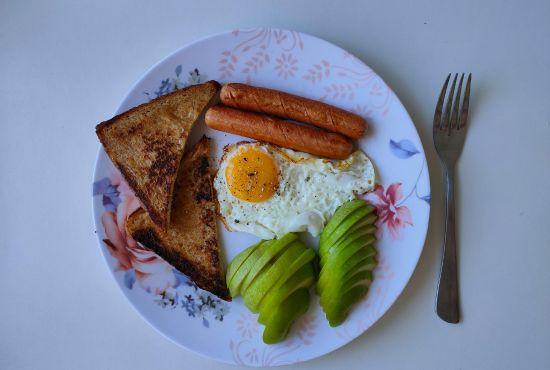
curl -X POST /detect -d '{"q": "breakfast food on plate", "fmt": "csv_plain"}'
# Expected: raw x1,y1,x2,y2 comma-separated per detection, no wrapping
126,137,231,301
214,141,375,240
96,80,220,230
227,233,316,343
317,199,378,326
96,77,381,339
220,83,367,139
205,105,353,160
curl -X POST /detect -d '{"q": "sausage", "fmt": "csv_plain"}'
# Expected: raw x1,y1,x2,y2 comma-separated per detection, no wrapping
205,106,353,160
220,83,366,139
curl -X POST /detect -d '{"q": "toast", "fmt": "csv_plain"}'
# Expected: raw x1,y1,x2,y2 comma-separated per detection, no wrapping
96,81,220,230
126,137,231,301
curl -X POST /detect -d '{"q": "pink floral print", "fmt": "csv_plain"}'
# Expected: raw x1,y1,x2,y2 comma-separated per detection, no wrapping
100,173,176,294
274,53,298,79
366,183,413,240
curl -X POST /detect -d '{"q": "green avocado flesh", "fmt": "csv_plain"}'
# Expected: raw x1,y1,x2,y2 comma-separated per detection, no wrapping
262,288,310,344
228,240,272,297
227,233,316,344
258,264,315,325
273,248,316,291
319,268,374,306
320,205,374,253
317,250,376,294
226,241,262,288
229,196,379,338
319,227,375,268
317,200,378,328
319,199,367,246
319,237,376,283
325,283,372,327
321,218,376,258
242,241,305,312
241,233,298,293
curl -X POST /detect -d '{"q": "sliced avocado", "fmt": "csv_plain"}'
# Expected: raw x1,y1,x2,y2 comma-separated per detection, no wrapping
241,233,298,293
320,223,376,266
341,268,374,288
317,250,373,295
315,245,375,295
339,255,376,282
320,270,373,308
319,265,374,300
324,217,376,252
324,283,372,327
321,242,376,274
258,264,315,325
325,214,376,254
319,199,367,247
262,288,310,344
273,247,316,291
317,250,376,294
226,241,262,288
319,206,375,253
319,237,376,286
242,241,306,312
228,240,272,297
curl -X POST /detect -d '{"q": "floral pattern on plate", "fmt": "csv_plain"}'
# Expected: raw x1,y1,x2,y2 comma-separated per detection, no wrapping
93,171,229,327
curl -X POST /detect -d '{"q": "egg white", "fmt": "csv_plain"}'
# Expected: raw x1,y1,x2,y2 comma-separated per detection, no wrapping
214,142,375,240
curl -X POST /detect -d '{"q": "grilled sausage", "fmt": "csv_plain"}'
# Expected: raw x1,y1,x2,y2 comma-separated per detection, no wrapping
220,83,366,139
205,106,353,159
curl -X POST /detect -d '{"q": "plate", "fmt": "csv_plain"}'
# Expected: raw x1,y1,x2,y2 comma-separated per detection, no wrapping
92,28,430,366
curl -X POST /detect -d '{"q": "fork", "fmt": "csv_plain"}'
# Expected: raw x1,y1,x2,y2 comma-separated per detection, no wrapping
433,73,472,323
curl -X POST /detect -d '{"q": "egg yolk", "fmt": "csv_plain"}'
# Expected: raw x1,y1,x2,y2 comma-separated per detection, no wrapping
225,147,278,202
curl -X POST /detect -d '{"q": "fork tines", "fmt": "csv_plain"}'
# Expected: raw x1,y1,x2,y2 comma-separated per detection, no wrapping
433,73,472,132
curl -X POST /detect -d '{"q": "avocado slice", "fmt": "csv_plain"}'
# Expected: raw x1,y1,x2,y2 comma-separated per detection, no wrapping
340,264,375,285
315,241,376,295
340,254,376,280
324,282,372,327
325,214,376,254
321,241,376,272
319,237,376,284
273,247,316,291
241,233,298,293
317,250,376,293
228,240,273,297
320,269,373,308
320,222,376,266
258,263,315,325
262,288,310,344
318,263,374,299
320,205,375,253
319,199,367,247
317,246,375,294
226,241,262,288
320,212,376,257
242,241,306,312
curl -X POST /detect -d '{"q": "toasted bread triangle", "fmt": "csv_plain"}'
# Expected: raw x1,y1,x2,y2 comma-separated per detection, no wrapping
126,137,231,301
96,81,220,230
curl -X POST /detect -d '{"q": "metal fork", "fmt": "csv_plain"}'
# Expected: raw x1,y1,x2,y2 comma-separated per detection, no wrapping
433,73,472,323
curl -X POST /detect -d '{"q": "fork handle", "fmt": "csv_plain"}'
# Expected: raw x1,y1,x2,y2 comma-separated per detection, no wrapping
436,166,459,323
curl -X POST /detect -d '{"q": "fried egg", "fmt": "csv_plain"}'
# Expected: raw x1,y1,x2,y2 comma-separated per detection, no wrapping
214,142,375,239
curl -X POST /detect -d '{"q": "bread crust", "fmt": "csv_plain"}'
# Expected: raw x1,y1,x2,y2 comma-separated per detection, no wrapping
96,81,220,229
126,137,231,301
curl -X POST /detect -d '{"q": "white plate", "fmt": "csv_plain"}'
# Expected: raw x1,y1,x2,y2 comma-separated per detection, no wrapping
92,28,430,366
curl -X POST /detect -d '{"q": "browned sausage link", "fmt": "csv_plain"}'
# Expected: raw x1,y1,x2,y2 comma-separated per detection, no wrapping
220,83,366,139
205,106,353,159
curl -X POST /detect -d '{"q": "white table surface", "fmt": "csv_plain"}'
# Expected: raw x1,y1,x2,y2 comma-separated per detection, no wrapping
2,0,549,369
